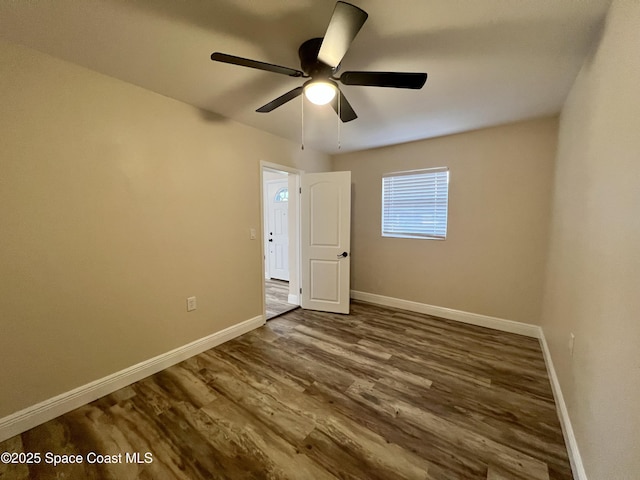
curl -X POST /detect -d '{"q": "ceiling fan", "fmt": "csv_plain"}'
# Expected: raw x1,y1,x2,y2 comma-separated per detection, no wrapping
210,1,427,122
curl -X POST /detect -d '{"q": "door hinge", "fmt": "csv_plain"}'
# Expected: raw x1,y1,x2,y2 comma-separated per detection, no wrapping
299,187,302,194
300,288,302,294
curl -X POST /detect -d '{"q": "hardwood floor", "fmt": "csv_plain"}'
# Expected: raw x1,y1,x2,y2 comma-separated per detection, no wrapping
0,302,572,479
265,278,297,319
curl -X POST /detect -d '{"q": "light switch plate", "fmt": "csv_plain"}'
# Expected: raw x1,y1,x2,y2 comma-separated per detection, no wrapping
569,333,575,356
187,296,197,312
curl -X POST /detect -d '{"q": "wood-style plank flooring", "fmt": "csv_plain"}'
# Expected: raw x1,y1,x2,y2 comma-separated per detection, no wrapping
265,278,297,319
0,301,572,479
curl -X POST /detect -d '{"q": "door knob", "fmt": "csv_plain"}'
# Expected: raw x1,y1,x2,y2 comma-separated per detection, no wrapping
337,251,348,258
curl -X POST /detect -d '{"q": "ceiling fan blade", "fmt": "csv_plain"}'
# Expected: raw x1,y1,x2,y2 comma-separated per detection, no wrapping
256,86,304,113
211,52,304,77
318,2,368,68
340,71,428,89
331,89,357,122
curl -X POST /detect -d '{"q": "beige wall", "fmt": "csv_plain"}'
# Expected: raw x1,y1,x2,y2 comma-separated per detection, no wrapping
332,117,558,325
541,1,640,478
0,40,329,418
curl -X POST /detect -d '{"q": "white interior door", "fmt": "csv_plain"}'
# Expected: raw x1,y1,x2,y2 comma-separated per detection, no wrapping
301,171,351,314
266,180,289,281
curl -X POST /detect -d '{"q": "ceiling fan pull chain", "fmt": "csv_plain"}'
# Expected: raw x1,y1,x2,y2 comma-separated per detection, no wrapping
338,92,341,150
301,96,305,150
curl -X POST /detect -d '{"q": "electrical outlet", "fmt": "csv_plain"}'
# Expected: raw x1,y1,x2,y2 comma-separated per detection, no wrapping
187,296,197,312
569,333,575,356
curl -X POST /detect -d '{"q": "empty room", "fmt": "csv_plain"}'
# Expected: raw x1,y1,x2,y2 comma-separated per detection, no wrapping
1,1,638,479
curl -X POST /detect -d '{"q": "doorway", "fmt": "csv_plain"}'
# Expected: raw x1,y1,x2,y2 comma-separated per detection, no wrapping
261,164,301,320
260,162,352,320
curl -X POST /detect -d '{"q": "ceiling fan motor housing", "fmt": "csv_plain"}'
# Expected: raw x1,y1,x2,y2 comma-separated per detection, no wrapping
299,38,337,77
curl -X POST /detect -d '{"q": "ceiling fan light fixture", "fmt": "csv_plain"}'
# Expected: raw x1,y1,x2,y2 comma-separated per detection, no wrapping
304,80,337,105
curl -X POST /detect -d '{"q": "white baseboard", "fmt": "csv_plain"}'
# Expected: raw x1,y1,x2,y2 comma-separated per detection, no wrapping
287,294,299,305
350,290,540,338
538,330,587,480
0,314,265,443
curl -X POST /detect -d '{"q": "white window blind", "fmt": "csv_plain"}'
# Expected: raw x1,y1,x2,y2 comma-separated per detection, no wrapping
382,167,449,240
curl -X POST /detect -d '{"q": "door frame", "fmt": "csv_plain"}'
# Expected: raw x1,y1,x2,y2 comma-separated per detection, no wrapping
260,161,303,321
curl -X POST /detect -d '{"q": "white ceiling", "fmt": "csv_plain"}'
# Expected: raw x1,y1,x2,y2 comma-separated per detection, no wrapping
0,0,611,153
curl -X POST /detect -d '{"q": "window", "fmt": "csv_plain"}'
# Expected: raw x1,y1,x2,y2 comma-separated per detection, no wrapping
274,187,288,202
382,167,449,240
